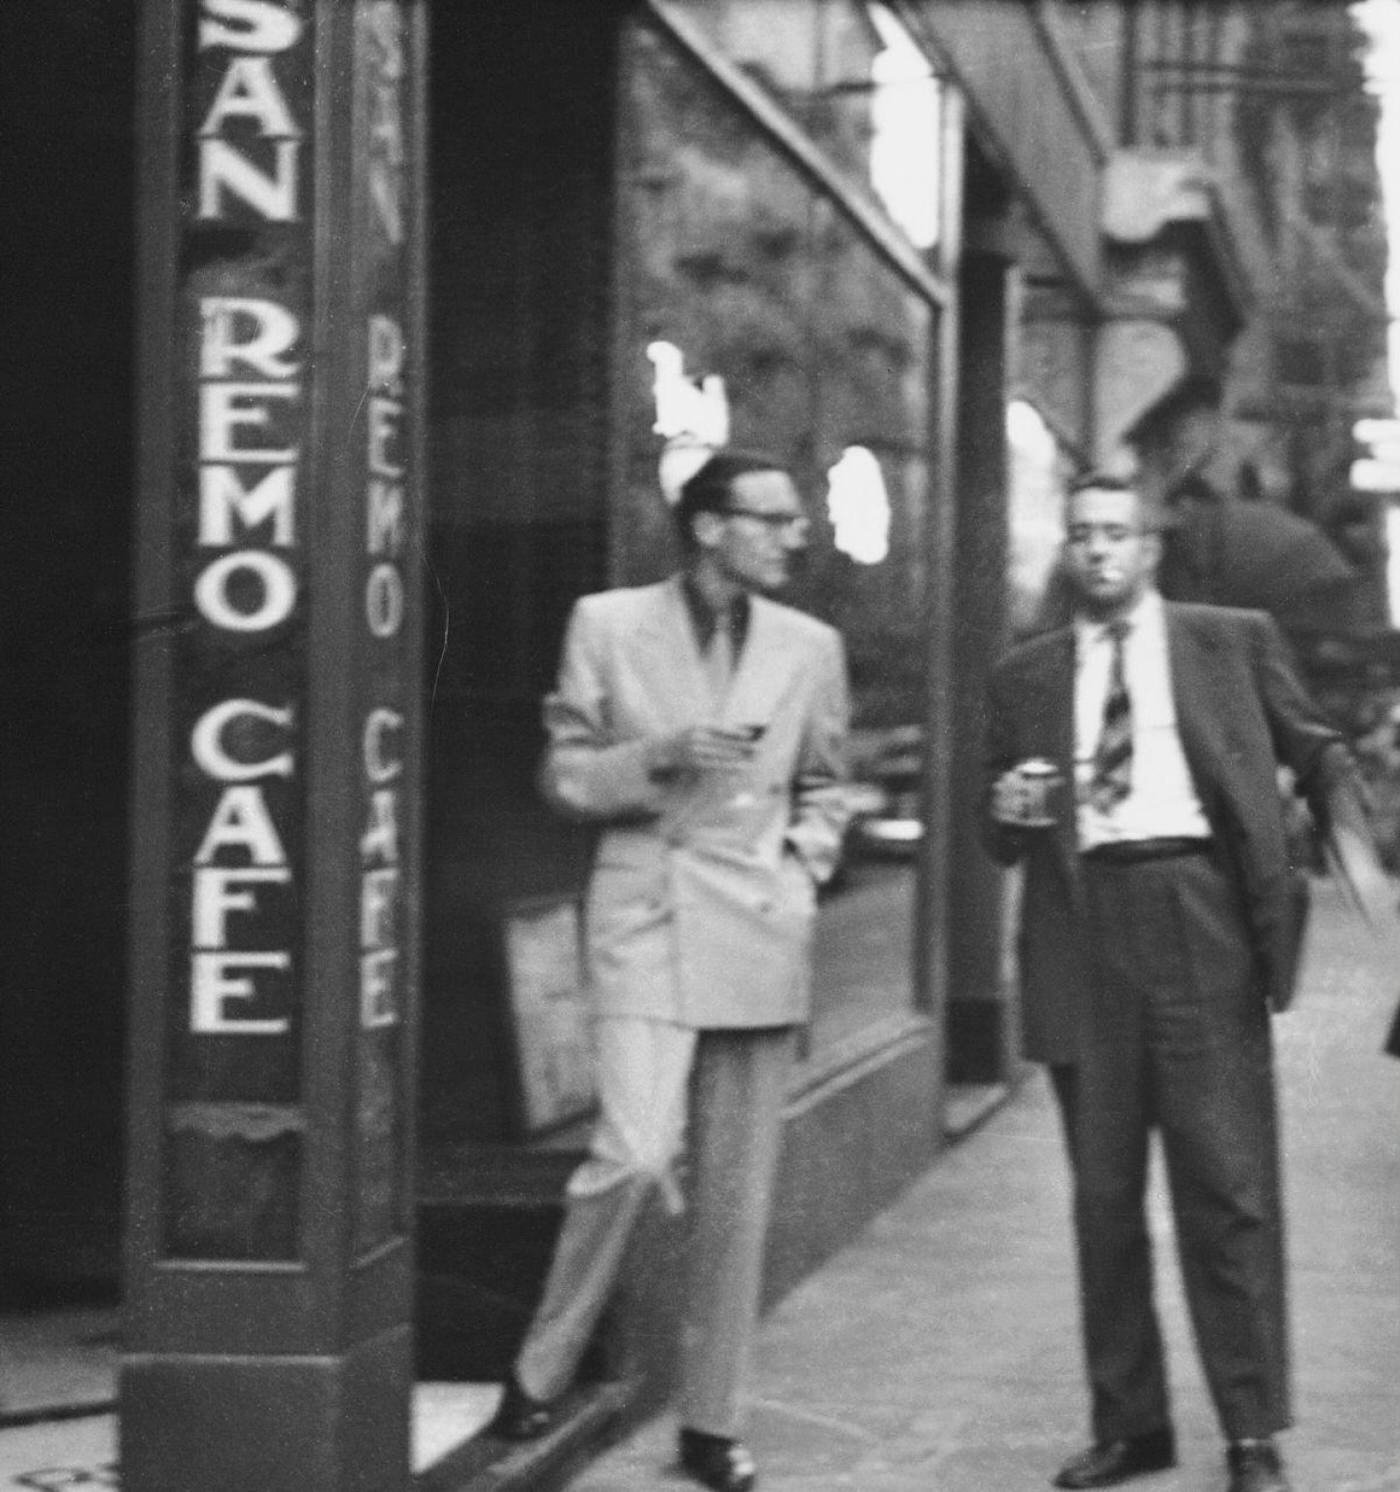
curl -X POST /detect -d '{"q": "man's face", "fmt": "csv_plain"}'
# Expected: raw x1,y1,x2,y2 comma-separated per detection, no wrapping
1062,485,1160,618
700,469,810,593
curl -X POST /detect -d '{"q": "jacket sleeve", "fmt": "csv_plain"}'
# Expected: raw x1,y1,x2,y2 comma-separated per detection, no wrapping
1253,614,1391,914
537,598,668,821
784,629,852,885
980,660,1030,866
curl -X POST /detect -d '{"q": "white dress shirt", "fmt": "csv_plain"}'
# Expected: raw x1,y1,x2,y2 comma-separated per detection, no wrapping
1074,590,1211,849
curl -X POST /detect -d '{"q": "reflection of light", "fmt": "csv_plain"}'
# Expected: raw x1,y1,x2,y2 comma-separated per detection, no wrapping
1352,456,1400,491
647,341,730,445
1007,400,1066,630
648,341,732,506
867,4,941,251
826,446,891,564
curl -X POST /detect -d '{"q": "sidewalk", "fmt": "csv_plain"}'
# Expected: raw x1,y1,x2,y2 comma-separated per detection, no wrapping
3,877,1395,1490
565,876,1400,1492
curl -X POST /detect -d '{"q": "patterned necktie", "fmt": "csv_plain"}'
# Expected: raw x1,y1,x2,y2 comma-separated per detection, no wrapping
1090,620,1133,811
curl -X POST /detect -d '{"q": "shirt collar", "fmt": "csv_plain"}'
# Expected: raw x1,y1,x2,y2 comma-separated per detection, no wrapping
680,573,752,654
1074,588,1160,647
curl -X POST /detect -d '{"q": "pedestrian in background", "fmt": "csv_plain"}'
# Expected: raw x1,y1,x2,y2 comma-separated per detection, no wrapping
488,450,851,1492
982,474,1373,1492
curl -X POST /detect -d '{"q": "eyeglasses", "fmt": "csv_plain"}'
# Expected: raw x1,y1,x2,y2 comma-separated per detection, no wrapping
1065,523,1148,546
722,507,810,534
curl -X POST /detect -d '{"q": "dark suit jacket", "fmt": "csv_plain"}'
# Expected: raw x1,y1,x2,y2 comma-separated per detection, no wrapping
982,601,1363,1064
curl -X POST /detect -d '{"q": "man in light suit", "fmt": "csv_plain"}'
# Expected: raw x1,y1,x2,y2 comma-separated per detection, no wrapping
983,475,1370,1492
489,450,850,1492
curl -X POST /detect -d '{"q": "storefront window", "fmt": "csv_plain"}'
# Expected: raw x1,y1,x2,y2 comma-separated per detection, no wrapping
618,19,937,1056
661,0,945,258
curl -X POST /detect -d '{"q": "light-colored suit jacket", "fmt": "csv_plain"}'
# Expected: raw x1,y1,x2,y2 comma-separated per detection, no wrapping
982,601,1364,1063
541,576,851,1028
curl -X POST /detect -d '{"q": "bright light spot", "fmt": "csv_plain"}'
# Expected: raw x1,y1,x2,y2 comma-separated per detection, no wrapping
648,341,732,505
867,4,942,251
1352,456,1400,490
826,446,891,564
647,340,730,446
1007,400,1066,631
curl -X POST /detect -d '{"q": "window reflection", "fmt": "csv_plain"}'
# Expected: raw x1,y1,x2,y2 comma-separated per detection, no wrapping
663,0,944,256
866,5,942,250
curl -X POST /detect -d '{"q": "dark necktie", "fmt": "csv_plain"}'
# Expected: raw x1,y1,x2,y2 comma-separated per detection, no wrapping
1090,620,1133,811
704,610,734,705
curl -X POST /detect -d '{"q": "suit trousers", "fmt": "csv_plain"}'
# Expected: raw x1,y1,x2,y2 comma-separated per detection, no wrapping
1052,847,1290,1443
515,1016,796,1438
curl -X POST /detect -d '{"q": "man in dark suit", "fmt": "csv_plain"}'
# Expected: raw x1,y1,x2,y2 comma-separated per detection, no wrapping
982,474,1369,1492
487,450,850,1492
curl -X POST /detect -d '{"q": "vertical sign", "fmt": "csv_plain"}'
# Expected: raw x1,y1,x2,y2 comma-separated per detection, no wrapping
166,0,317,1260
351,0,416,1257
128,2,425,1483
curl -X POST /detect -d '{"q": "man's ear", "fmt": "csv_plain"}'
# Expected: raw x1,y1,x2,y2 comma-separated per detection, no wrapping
691,510,725,550
1144,529,1164,572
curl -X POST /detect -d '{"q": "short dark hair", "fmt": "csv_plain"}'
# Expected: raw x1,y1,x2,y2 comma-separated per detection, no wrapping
1065,473,1168,532
1067,471,1137,499
675,449,791,545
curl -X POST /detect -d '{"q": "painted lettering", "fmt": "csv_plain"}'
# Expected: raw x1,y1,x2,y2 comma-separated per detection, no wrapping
191,951,292,1034
364,3,405,244
361,867,398,947
360,948,398,1028
363,708,403,782
200,0,304,54
198,138,301,222
368,313,404,395
193,866,291,945
200,382,299,462
190,699,295,782
201,297,301,379
194,550,297,631
360,789,399,864
198,55,302,138
200,465,296,546
194,785,290,865
364,563,403,638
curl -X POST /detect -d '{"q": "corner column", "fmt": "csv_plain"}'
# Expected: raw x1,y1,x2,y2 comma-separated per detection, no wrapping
948,222,1019,1084
124,4,427,1490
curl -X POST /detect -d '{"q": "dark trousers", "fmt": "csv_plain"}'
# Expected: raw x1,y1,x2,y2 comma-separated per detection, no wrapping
1050,848,1291,1443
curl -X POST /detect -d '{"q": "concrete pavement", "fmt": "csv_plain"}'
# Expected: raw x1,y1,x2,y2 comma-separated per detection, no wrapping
565,875,1400,1492
2,877,1395,1490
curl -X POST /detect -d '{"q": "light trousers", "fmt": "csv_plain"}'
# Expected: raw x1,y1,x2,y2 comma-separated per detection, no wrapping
515,1016,796,1438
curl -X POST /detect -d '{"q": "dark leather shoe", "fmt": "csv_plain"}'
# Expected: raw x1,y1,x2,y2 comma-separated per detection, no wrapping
486,1374,556,1441
1226,1439,1289,1492
1053,1427,1177,1488
678,1427,757,1492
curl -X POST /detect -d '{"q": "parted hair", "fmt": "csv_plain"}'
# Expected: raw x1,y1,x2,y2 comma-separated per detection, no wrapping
675,449,792,546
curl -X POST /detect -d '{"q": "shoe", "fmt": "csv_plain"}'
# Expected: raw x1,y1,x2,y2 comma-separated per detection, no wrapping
678,1427,757,1492
1052,1427,1177,1488
486,1373,556,1441
1226,1439,1289,1492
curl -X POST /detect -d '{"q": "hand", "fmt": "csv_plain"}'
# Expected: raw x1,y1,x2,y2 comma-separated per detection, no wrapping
990,763,1060,827
647,726,760,776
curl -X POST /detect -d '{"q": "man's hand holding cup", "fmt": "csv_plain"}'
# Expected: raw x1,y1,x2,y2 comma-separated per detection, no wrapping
991,758,1063,829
